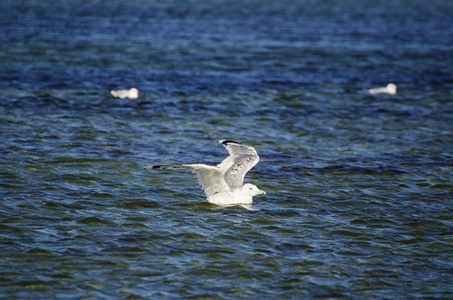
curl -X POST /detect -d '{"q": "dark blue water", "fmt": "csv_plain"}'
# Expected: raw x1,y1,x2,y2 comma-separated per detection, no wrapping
1,0,453,298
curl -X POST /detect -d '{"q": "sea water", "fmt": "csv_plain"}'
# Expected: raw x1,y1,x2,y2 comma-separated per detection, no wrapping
1,0,452,298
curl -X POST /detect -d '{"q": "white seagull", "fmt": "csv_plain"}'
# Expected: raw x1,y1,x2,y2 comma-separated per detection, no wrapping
110,88,140,99
144,140,266,206
369,83,397,95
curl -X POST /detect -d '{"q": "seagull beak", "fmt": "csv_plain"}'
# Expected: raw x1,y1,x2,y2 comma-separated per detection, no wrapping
261,190,266,195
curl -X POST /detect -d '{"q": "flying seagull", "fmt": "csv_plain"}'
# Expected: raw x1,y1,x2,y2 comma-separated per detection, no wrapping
144,140,266,206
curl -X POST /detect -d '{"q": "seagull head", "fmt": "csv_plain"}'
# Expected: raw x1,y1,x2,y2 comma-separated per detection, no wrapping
129,88,140,98
386,83,397,94
243,183,266,197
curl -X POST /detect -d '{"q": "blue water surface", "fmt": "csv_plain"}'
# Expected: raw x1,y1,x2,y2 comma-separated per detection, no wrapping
1,0,453,298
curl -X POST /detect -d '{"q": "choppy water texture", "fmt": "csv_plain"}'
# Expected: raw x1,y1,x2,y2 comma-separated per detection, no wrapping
1,0,453,298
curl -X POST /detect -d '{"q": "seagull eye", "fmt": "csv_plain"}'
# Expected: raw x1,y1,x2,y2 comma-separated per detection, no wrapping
249,188,253,190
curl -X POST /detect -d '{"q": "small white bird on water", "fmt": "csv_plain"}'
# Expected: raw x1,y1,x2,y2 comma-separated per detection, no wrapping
369,83,397,95
110,88,140,99
144,140,266,206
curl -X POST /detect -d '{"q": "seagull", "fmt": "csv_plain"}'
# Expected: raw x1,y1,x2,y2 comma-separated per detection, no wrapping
144,140,266,206
369,83,397,95
110,88,140,99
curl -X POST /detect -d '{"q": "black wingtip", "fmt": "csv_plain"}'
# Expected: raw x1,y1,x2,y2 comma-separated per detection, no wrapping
219,140,241,145
144,165,161,169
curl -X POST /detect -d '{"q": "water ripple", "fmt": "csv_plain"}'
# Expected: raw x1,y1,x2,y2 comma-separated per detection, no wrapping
1,0,453,298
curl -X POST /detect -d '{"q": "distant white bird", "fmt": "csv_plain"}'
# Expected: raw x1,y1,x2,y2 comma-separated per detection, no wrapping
144,140,266,206
369,83,397,95
110,88,140,99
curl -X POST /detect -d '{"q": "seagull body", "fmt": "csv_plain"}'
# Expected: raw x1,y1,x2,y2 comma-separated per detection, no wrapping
144,140,266,206
111,88,140,99
369,83,397,95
